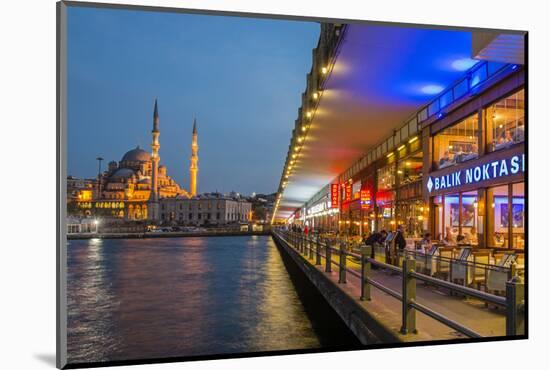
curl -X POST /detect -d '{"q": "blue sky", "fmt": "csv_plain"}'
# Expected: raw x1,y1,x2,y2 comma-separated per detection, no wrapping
67,6,319,195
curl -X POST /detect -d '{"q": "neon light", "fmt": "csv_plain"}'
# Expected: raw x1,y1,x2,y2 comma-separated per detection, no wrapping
427,153,524,193
421,84,444,94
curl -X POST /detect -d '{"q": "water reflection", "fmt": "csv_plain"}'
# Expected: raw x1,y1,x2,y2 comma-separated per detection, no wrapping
67,236,352,364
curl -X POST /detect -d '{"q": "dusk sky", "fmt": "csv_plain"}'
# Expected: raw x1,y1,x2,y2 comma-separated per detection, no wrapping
67,6,319,195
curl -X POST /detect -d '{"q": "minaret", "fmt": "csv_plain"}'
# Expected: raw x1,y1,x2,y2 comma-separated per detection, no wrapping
189,118,198,197
149,99,160,221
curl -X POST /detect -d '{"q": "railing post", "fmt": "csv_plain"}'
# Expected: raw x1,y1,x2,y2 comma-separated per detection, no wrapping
506,275,525,336
309,236,314,259
325,241,332,273
315,236,322,265
339,242,347,284
360,246,372,301
401,257,417,334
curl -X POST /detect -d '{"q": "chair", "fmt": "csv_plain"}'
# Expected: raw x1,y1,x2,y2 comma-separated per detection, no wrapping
435,247,454,280
472,252,490,290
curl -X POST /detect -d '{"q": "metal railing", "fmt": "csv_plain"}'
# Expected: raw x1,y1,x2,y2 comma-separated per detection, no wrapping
274,230,525,339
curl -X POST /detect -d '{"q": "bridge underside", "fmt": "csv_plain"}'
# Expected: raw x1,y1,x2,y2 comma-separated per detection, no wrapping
276,24,504,219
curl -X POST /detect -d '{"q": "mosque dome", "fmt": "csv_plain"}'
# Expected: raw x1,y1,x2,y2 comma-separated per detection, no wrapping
111,168,136,179
121,146,151,163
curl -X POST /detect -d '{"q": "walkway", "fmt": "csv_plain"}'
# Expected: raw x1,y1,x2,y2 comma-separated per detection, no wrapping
277,233,506,342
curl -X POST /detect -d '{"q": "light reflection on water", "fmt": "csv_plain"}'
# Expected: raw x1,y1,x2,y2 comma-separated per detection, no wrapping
67,236,334,363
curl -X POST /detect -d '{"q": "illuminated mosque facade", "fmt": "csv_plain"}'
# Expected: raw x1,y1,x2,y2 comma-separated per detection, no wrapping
74,100,198,221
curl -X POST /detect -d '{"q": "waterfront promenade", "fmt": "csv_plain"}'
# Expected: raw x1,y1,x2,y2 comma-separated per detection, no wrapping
272,231,517,343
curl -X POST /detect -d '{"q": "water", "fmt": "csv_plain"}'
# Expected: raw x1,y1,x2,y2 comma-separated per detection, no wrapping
67,235,359,364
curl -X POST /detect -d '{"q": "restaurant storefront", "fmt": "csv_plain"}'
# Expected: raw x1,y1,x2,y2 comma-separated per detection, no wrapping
424,83,525,250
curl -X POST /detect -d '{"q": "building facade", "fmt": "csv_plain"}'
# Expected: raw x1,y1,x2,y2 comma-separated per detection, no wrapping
159,193,252,226
292,61,525,253
72,100,199,222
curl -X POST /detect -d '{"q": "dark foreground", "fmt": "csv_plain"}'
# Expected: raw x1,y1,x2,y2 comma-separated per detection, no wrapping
67,235,359,365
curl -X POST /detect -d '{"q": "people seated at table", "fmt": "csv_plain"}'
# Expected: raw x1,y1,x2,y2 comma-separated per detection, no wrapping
442,226,457,245
456,143,478,163
493,232,505,247
494,129,516,151
462,227,477,245
438,151,455,168
418,232,433,254
513,124,525,143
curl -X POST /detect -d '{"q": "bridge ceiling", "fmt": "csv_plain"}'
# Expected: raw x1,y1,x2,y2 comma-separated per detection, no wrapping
276,24,489,219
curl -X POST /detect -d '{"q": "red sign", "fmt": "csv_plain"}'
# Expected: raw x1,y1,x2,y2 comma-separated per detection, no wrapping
375,190,395,207
360,189,372,210
345,182,352,202
330,183,339,208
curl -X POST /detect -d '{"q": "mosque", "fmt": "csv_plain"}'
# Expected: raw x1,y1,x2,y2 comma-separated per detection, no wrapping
75,99,199,221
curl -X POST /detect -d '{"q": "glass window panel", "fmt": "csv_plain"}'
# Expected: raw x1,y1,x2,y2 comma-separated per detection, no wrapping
433,113,479,169
418,108,428,122
377,165,396,191
512,182,525,250
409,117,418,134
487,185,509,248
401,125,408,141
397,152,423,185
395,131,401,145
487,61,506,76
440,89,453,109
486,89,525,152
470,64,488,88
460,191,479,246
443,194,460,245
428,100,440,116
387,137,394,150
453,78,469,99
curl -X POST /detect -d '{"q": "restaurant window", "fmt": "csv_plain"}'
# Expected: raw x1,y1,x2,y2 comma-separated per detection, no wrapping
487,185,509,248
512,182,525,249
486,89,525,152
377,165,395,191
433,113,479,169
444,193,460,240
400,125,408,142
397,153,422,185
434,192,481,245
460,191,479,246
396,200,425,238
409,117,418,133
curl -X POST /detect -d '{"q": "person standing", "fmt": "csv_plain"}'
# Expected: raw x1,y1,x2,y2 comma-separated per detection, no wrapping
395,224,407,251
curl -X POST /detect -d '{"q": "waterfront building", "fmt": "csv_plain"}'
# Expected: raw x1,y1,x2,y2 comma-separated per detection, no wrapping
159,192,252,226
72,100,200,222
423,67,525,250
273,23,525,253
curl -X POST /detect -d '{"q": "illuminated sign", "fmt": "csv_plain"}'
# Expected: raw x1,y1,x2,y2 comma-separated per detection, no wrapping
330,183,339,208
360,189,372,210
427,153,525,193
345,182,352,201
308,202,326,215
